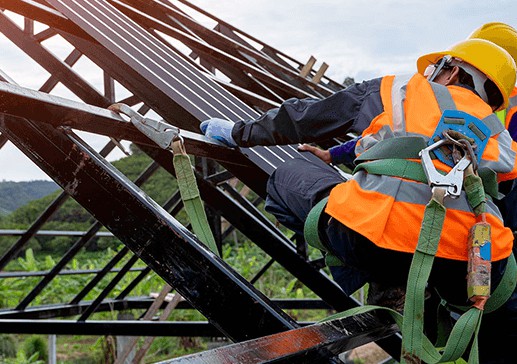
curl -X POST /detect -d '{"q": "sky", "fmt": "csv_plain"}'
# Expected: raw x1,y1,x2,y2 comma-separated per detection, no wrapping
1,0,517,181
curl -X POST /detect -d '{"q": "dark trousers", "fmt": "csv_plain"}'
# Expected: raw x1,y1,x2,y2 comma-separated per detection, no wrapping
265,157,517,363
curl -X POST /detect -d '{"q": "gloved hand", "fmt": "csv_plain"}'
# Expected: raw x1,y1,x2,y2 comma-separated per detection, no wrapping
200,118,237,148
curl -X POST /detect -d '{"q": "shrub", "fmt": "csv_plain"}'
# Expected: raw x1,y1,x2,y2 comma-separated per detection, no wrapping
0,334,17,358
23,336,47,363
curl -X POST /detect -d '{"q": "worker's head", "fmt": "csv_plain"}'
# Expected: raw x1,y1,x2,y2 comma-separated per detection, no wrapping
468,22,517,66
417,39,516,111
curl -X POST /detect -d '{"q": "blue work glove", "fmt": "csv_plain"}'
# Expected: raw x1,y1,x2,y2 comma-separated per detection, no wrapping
200,118,237,148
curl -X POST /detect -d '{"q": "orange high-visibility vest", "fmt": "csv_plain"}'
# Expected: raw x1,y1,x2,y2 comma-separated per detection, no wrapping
326,73,517,261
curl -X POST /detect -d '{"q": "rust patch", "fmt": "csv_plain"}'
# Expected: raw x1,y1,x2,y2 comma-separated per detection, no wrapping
401,350,422,364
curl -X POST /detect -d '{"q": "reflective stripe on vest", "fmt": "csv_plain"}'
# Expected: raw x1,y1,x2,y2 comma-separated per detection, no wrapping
391,74,411,135
509,93,517,109
326,73,515,261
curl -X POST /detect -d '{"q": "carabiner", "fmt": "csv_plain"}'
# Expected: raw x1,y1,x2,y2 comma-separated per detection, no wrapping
419,139,471,199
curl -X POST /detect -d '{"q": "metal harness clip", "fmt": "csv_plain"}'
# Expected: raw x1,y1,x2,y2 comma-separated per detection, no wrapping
108,103,180,150
419,138,471,199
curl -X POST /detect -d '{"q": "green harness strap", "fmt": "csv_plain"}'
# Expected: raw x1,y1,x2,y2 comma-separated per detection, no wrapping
172,139,220,257
399,185,489,364
354,159,428,183
304,196,343,267
355,136,429,162
353,136,500,200
318,253,516,363
309,181,515,363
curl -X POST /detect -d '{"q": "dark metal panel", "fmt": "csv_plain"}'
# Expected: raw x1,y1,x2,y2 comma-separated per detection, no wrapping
0,115,298,341
0,0,332,173
43,0,326,176
0,319,224,337
47,0,254,123
110,0,333,98
0,298,332,320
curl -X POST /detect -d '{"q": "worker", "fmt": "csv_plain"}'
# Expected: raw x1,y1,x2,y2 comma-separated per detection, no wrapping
303,22,517,234
469,22,517,138
467,22,517,235
201,39,517,362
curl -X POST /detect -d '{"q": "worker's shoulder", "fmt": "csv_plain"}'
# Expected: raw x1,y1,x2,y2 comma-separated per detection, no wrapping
339,77,382,97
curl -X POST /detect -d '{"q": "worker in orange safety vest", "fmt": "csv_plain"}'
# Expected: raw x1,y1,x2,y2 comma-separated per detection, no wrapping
468,22,517,138
467,22,517,237
201,38,517,362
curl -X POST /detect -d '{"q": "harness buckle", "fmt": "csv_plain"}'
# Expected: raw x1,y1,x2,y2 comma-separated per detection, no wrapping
419,139,471,199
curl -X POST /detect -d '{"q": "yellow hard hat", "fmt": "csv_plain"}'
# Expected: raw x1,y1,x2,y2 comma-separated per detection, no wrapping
468,22,517,64
417,38,517,110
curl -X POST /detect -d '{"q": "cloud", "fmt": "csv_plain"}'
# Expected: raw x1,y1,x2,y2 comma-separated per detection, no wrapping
190,0,517,82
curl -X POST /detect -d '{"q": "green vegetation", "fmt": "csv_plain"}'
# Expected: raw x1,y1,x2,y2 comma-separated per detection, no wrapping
0,242,329,363
23,336,47,363
0,334,17,359
0,146,182,259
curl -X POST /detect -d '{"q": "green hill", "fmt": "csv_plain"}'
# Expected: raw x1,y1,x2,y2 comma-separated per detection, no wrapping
0,180,59,215
0,146,182,254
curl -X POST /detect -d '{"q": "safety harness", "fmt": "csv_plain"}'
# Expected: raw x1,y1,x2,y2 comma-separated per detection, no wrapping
305,81,517,363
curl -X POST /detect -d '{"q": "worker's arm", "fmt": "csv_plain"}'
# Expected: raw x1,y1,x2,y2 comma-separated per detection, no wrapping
199,78,382,148
328,136,361,167
229,78,383,147
297,136,361,169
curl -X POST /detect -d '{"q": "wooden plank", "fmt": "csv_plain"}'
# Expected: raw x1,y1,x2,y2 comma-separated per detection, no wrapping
299,55,317,78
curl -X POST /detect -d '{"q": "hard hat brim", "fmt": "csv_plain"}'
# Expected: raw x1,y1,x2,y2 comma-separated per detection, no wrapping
416,51,450,75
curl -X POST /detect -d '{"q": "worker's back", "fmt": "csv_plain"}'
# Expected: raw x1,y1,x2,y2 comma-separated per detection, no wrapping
326,72,516,262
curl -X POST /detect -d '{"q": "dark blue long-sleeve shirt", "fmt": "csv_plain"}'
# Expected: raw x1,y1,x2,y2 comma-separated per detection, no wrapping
231,78,384,148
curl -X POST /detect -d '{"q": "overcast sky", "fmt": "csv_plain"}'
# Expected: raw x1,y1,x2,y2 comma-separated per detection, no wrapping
1,0,517,181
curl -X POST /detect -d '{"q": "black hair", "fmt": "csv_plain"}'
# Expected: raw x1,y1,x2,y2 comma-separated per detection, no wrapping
484,79,504,110
456,67,503,109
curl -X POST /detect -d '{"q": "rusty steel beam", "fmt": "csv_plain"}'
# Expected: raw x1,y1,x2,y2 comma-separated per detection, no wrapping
160,312,397,364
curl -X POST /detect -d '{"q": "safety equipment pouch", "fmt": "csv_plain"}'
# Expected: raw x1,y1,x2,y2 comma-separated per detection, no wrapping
429,109,490,167
467,222,491,301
